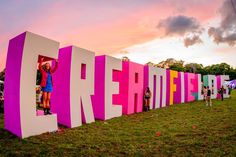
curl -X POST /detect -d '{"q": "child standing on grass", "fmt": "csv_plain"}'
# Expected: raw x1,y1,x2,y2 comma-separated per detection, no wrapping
39,57,58,115
206,86,212,106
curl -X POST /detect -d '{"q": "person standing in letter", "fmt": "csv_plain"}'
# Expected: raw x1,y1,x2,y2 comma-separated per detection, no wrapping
144,87,152,111
206,86,212,106
219,85,224,101
39,57,58,115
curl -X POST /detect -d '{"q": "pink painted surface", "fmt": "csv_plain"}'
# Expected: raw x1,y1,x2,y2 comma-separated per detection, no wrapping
36,110,45,116
166,70,170,106
169,70,180,105
114,61,144,115
216,76,221,99
192,74,199,93
173,72,182,104
192,74,199,100
50,46,72,127
184,73,195,102
4,32,26,137
92,56,106,120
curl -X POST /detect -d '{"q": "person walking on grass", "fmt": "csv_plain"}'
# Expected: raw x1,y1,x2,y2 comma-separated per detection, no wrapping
144,87,152,111
39,57,58,115
219,85,224,101
206,86,212,106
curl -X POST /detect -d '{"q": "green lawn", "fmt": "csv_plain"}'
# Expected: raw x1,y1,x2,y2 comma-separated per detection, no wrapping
0,91,236,157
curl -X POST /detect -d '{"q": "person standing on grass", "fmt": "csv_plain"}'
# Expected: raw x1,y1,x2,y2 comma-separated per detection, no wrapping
206,86,212,106
144,87,152,111
219,85,224,101
38,57,58,115
203,86,207,101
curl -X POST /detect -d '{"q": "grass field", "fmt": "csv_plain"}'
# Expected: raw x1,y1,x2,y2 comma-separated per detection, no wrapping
0,91,236,157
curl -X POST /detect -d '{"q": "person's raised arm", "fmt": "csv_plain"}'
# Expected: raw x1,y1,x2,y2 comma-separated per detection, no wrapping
51,59,58,73
38,57,44,72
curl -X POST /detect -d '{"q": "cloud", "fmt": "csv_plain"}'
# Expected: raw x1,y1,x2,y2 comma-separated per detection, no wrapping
157,15,202,36
157,15,203,47
208,0,236,46
184,35,203,47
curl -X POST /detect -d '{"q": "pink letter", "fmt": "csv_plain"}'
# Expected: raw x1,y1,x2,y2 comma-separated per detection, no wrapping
51,46,95,128
115,61,144,115
92,55,122,120
184,73,196,102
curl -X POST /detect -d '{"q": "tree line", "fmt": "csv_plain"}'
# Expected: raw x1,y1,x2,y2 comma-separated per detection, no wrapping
152,58,236,80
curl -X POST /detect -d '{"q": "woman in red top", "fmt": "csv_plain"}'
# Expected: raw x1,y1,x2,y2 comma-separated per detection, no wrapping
38,57,58,115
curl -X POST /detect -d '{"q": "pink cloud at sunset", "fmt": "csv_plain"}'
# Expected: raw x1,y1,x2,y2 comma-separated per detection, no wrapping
0,0,235,70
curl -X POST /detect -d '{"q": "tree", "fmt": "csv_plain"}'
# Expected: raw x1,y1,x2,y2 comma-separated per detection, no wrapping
147,59,236,80
0,69,5,81
228,68,236,80
169,62,186,72
146,62,154,66
121,56,130,62
36,70,42,85
185,63,204,74
155,58,185,69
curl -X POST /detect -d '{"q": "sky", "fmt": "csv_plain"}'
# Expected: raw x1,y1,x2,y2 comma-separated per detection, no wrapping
0,0,236,70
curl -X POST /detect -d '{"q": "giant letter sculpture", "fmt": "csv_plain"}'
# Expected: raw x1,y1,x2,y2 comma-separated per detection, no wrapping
156,68,167,108
184,73,196,102
144,65,168,109
203,75,217,99
216,75,230,98
180,72,185,103
173,72,183,104
197,74,204,100
169,70,178,105
92,55,122,120
4,32,59,138
115,61,144,115
51,46,95,128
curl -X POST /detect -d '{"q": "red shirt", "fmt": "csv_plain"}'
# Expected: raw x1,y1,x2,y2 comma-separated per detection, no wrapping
38,61,58,87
